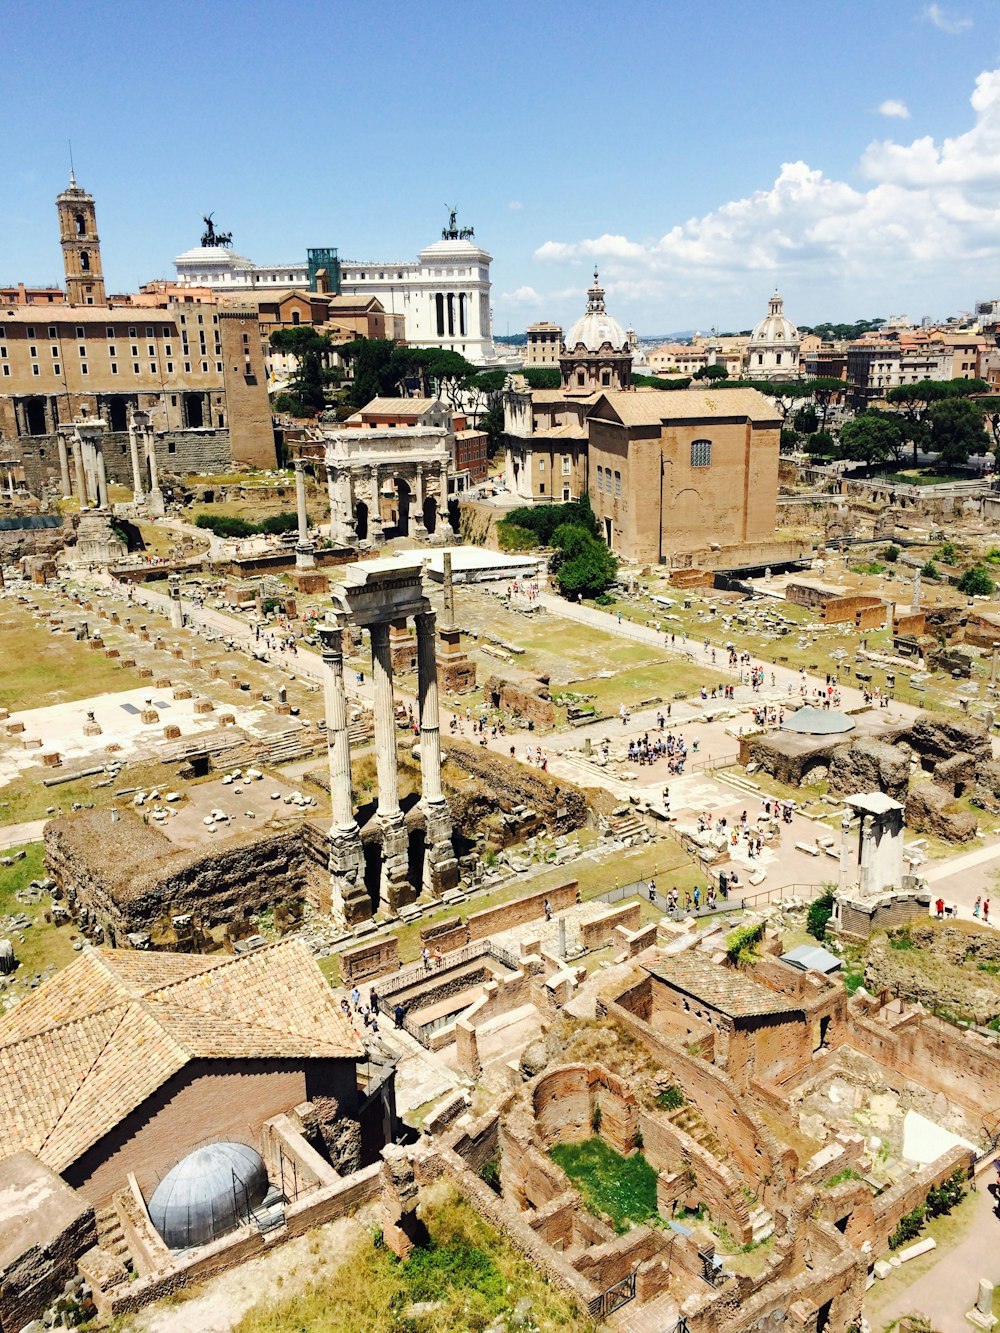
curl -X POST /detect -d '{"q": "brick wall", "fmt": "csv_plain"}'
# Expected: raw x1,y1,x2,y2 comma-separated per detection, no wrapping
341,936,400,987
871,1144,972,1254
579,901,641,950
467,881,578,941
62,1057,358,1207
638,1110,754,1245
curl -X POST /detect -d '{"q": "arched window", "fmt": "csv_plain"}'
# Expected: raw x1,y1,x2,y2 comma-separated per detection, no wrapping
80,251,90,272
291,310,301,326
691,439,712,468
74,212,86,236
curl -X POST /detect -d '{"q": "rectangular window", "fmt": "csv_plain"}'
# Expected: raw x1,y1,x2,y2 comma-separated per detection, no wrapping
2,365,8,376
29,345,37,358
201,361,208,372
106,326,114,338
596,466,603,492
80,363,88,375
133,363,140,374
48,326,57,338
216,361,222,372
108,344,116,356
146,326,154,337
111,363,118,374
166,361,173,373
75,326,84,338
148,344,155,356
538,457,545,470
614,470,622,496
150,364,157,374
128,326,136,338
562,457,571,475
51,346,58,357
26,326,35,338
184,362,191,372
167,441,177,454
165,344,172,355
539,482,545,494
163,326,170,337
691,439,712,468
53,363,60,375
78,345,86,357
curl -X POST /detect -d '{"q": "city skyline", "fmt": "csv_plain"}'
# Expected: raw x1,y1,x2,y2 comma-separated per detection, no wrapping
2,0,999,334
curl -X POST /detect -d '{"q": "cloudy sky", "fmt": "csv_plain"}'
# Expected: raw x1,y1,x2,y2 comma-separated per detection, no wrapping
3,0,1000,335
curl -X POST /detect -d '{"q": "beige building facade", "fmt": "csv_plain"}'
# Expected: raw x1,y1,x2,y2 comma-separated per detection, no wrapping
587,388,781,564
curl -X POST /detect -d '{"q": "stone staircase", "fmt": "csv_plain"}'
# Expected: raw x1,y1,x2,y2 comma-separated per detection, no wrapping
666,1101,722,1158
749,1203,774,1245
94,1203,132,1271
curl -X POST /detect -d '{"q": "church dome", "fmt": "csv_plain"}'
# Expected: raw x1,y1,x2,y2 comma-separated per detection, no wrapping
749,291,799,346
148,1142,269,1250
564,271,628,352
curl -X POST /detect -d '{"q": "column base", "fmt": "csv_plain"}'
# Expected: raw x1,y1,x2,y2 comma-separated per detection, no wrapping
329,824,371,928
369,524,385,548
379,814,415,914
147,490,165,519
295,544,317,570
422,799,460,895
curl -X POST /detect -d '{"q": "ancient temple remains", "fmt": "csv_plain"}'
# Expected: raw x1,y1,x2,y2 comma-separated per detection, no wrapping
321,558,459,925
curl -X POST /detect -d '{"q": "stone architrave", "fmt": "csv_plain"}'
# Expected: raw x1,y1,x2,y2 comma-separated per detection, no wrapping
318,622,369,926
416,610,459,894
294,459,316,569
370,620,410,911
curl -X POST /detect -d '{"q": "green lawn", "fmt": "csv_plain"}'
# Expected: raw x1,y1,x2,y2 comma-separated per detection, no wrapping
0,608,147,712
550,1137,659,1233
0,842,79,983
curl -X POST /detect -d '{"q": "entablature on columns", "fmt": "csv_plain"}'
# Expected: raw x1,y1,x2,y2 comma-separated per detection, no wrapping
322,426,451,474
332,557,433,628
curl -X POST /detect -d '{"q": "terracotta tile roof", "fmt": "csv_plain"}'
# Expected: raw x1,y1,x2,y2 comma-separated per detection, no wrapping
647,952,799,1020
0,940,363,1173
592,388,782,426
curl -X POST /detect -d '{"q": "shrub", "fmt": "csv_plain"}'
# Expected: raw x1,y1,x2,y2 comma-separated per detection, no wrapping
925,1168,965,1217
882,544,901,563
591,1104,603,1134
920,560,941,581
656,1085,684,1111
479,1155,501,1194
726,922,764,966
938,541,958,564
807,889,835,941
889,1204,926,1249
957,565,996,597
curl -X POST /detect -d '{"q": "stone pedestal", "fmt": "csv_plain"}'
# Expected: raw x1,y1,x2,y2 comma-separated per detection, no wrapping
74,511,127,566
291,569,329,595
967,1279,996,1329
379,814,413,914
438,624,476,693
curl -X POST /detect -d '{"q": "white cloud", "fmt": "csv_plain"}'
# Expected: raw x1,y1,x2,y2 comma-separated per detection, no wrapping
508,200,524,210
501,285,542,303
528,66,1000,325
878,99,911,119
922,3,972,33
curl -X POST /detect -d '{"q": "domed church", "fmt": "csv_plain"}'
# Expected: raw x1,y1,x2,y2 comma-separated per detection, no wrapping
559,271,633,395
745,291,801,380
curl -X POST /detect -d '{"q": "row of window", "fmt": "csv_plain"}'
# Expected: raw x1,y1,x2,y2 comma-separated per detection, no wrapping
596,465,623,497
5,360,224,379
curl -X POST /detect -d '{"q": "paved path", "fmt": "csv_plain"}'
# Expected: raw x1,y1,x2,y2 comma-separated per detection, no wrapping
867,1174,1000,1332
0,820,46,851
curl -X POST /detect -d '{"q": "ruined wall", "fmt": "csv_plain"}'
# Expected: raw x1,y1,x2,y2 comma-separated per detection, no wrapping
639,1110,754,1245
445,738,589,836
45,812,312,944
340,937,400,988
871,1144,973,1254
467,881,579,941
579,901,642,950
482,674,555,726
532,1065,639,1156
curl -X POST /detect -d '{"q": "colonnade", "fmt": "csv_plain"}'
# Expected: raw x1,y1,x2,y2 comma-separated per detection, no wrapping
56,410,163,515
319,561,459,923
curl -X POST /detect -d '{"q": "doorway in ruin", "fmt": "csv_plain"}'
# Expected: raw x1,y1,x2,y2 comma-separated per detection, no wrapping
362,837,382,915
183,391,205,428
423,495,437,534
355,499,369,543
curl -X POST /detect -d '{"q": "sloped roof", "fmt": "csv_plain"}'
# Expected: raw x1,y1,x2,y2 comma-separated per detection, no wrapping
780,944,843,975
646,952,800,1020
591,388,782,426
0,942,362,1173
358,397,443,417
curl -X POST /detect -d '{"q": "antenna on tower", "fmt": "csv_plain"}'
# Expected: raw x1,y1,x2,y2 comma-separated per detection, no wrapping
68,140,76,187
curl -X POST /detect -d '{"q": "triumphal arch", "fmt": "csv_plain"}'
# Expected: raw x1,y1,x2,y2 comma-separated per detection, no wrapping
324,428,451,548
319,558,459,925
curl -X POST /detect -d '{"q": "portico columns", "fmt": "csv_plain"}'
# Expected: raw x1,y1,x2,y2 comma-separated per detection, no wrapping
416,610,459,893
369,465,384,546
294,459,316,569
71,434,88,506
127,415,145,503
57,433,71,497
319,623,369,925
370,621,412,911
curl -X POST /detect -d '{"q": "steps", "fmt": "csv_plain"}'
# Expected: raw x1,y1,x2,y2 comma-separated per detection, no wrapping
667,1102,722,1159
749,1204,774,1244
94,1203,132,1269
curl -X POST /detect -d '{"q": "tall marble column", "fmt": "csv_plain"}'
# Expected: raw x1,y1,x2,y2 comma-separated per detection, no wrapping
95,445,109,509
127,415,145,502
71,434,88,506
294,460,316,569
369,465,384,546
370,620,411,911
140,415,164,517
416,610,459,894
57,433,72,497
319,623,369,925
412,464,427,536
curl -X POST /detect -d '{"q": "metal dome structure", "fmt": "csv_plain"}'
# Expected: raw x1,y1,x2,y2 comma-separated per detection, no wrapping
148,1141,269,1250
780,706,855,736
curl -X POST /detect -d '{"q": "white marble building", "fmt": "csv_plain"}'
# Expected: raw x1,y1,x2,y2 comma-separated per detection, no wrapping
745,291,801,380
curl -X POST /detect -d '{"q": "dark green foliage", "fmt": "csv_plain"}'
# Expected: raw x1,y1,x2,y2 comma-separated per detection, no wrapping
807,890,835,942
840,413,904,470
693,363,729,382
928,395,989,467
269,327,336,412
404,1239,505,1305
550,523,618,599
938,541,958,564
726,921,765,966
520,366,561,390
656,1085,684,1111
793,404,819,435
888,928,915,951
889,1204,926,1249
260,597,283,615
501,496,599,545
921,560,941,581
957,565,996,597
805,430,838,458
632,373,692,390
549,1138,658,1233
479,1155,501,1194
591,1104,603,1134
780,428,801,452
882,544,901,563
888,1169,965,1247
194,512,298,540
799,319,885,340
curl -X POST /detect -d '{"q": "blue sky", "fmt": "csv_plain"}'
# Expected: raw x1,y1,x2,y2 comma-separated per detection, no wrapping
3,0,1000,335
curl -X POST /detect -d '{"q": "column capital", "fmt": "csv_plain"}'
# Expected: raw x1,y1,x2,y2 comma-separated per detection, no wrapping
415,609,437,637
318,622,345,658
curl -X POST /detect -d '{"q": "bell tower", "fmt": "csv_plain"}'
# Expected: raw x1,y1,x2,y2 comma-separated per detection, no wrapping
56,172,106,306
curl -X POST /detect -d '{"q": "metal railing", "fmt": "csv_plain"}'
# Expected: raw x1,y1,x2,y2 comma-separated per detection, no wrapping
738,882,827,908
597,878,737,919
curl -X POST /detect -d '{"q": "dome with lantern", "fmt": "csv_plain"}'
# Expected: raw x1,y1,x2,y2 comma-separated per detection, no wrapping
746,291,801,379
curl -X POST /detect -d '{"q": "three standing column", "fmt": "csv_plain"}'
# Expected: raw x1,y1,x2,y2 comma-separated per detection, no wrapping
370,621,411,910
416,610,459,894
318,623,369,926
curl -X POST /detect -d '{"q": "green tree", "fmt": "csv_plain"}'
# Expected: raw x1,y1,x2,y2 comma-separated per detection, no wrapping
335,338,398,408
269,327,335,413
957,565,996,596
693,363,729,382
804,430,838,458
839,413,902,473
808,377,845,434
426,349,479,409
793,403,819,435
549,524,618,599
927,395,989,468
521,367,561,390
780,428,801,452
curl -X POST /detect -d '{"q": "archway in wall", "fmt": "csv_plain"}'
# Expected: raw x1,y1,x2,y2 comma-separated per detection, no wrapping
423,495,438,535
355,499,369,543
407,825,427,897
447,497,460,532
394,476,411,537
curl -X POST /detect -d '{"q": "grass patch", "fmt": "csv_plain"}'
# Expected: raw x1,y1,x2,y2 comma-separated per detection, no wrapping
549,1137,658,1233
825,1167,863,1188
233,1184,593,1333
0,842,79,983
0,608,148,712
